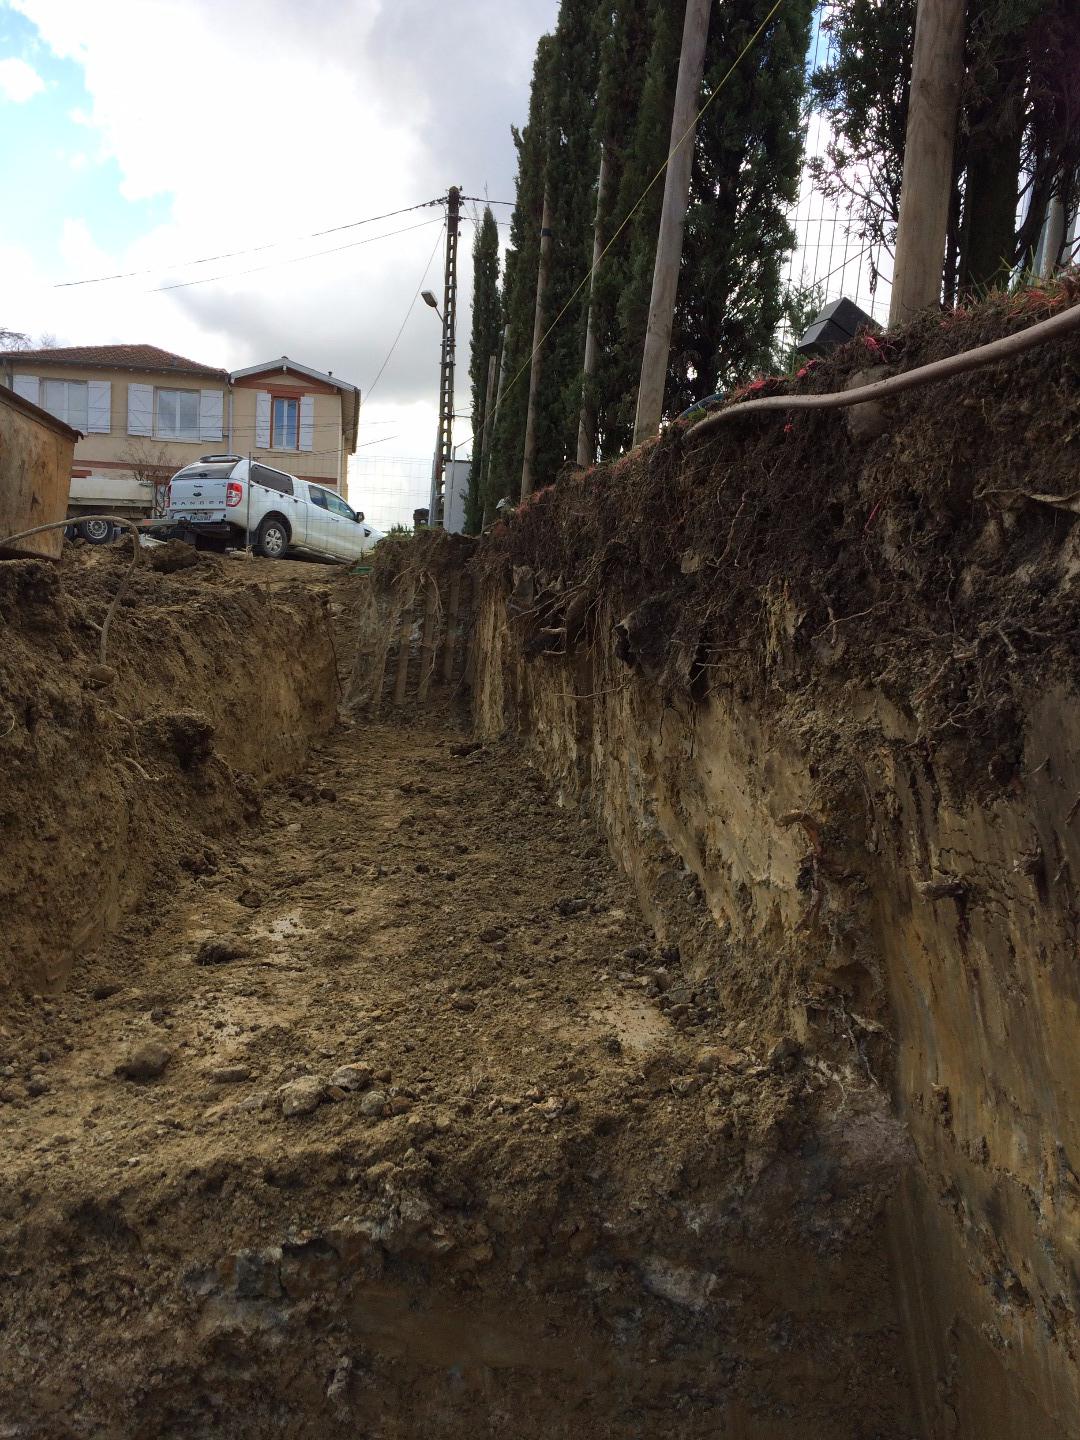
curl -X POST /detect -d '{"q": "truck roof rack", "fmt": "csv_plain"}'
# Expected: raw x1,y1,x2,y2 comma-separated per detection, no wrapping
198,453,242,463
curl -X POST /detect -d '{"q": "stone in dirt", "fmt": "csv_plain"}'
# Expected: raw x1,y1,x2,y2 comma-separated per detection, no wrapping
237,887,263,910
115,1043,172,1082
328,1064,372,1092
555,897,589,917
147,540,200,574
359,1090,388,1118
208,1065,252,1085
195,938,249,966
279,1076,324,1117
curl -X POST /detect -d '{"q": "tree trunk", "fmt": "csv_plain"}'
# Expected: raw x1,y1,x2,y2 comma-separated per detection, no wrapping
958,63,1026,295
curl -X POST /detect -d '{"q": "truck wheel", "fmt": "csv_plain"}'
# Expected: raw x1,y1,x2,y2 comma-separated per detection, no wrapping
255,516,289,559
78,518,116,545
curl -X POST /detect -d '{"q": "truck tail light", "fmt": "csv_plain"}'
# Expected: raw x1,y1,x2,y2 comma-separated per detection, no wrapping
226,482,243,507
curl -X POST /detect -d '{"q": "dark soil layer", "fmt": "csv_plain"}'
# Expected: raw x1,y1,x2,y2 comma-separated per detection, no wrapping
482,278,1080,802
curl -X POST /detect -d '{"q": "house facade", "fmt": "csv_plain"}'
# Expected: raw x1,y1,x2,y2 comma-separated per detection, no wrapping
231,357,359,490
0,344,360,514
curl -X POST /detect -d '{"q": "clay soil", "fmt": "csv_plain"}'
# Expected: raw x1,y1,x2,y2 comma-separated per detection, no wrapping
0,553,914,1438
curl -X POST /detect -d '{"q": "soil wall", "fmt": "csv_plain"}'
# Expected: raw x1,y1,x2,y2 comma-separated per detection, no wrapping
469,285,1080,1438
0,547,339,995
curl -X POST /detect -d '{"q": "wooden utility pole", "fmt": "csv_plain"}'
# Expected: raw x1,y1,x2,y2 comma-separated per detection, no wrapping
432,185,461,526
481,326,509,527
576,143,612,467
469,352,497,534
633,0,711,446
520,190,553,503
888,0,966,324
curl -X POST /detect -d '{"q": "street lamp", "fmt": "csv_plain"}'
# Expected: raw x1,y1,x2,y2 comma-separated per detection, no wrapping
421,290,442,321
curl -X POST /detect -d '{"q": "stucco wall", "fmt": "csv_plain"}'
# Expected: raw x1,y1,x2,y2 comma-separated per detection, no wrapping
3,362,229,477
232,384,345,487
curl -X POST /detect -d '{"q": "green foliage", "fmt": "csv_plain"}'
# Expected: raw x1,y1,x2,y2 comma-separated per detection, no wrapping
485,36,555,519
484,0,815,484
810,0,1080,299
671,0,816,409
466,207,501,534
769,280,825,373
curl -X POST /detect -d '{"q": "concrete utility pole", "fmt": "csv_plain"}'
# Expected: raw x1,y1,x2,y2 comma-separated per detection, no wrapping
576,143,612,467
520,189,553,503
1038,194,1066,278
888,0,966,324
633,0,712,446
431,185,461,526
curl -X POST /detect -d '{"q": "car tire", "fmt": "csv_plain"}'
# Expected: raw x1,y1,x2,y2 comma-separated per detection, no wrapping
78,518,116,545
255,516,289,559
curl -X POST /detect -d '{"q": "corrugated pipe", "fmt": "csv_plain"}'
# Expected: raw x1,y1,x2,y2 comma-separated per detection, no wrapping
690,302,1080,441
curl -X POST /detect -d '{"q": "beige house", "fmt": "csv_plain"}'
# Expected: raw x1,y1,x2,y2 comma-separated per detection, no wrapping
230,357,359,489
0,344,360,514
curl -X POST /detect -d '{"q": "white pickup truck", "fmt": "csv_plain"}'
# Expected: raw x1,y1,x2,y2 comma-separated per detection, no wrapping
163,455,382,562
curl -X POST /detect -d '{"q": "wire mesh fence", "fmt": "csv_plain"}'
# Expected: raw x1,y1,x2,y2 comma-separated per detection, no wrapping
775,3,893,360
349,456,433,532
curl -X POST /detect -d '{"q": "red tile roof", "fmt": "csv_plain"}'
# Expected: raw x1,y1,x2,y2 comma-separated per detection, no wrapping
0,344,228,379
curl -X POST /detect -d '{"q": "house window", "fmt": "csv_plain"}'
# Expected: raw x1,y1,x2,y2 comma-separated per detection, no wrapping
156,388,200,440
40,379,88,431
272,397,299,449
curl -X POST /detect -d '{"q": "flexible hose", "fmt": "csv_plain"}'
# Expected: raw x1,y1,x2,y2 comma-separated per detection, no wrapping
0,515,144,665
689,302,1080,440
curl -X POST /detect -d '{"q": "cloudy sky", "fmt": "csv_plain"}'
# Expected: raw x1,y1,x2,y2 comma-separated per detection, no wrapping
0,0,556,520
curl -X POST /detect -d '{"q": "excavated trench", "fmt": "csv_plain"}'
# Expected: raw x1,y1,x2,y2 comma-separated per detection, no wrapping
0,546,917,1439
4,289,1080,1439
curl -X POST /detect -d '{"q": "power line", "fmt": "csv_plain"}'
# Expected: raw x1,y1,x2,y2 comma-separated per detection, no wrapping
362,223,445,403
55,200,445,289
145,218,444,293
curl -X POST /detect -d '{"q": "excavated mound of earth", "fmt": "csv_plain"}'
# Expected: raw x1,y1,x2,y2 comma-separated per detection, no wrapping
0,548,913,1437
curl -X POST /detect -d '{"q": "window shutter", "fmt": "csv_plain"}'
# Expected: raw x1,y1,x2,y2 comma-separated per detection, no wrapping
199,388,224,442
12,374,38,403
86,380,111,433
299,395,314,452
255,391,271,449
127,383,154,436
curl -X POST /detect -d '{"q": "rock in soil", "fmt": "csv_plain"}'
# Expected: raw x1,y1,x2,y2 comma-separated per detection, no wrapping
279,1076,324,1117
195,938,250,966
328,1064,372,1092
115,1043,172,1082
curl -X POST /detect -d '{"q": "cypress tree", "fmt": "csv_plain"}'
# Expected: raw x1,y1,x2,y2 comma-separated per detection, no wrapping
672,0,815,407
466,207,501,533
485,36,554,518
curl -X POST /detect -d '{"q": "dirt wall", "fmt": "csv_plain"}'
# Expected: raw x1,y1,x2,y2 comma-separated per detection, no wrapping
469,284,1080,1437
0,547,339,995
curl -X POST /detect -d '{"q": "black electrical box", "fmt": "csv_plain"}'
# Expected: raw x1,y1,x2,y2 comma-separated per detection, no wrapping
797,296,880,356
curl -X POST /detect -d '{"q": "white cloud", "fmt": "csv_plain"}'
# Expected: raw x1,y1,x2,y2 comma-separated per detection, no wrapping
0,56,45,102
3,0,556,522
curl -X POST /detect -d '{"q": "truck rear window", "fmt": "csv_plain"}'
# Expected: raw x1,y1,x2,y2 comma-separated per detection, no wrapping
173,462,238,481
